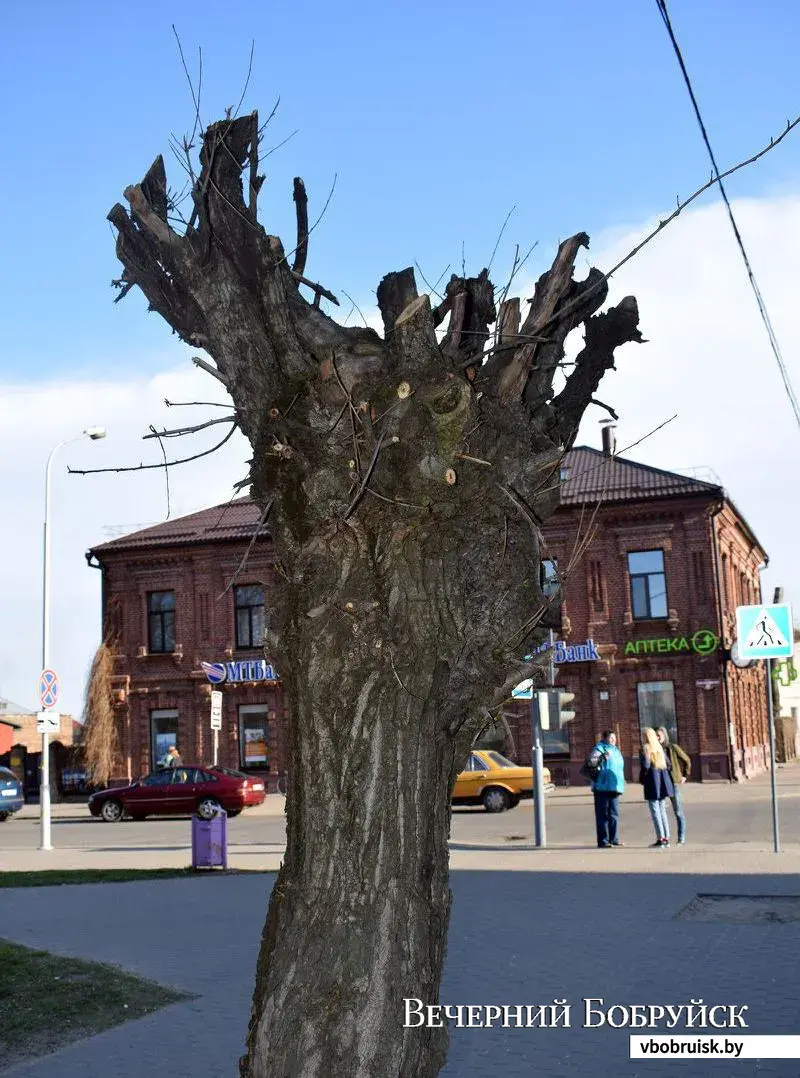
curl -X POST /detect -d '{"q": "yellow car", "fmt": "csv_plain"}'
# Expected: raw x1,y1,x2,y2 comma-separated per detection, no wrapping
452,750,552,813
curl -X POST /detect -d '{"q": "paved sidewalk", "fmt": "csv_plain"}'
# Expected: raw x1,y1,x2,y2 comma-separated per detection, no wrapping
2,855,800,1077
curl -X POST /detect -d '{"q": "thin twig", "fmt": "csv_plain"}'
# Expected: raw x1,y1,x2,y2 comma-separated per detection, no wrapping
219,499,274,597
172,26,203,141
343,430,387,520
365,487,427,510
536,115,800,341
148,425,172,519
453,452,492,467
413,261,445,301
164,398,235,409
487,205,516,273
68,424,237,475
340,290,368,325
143,415,235,440
232,40,256,120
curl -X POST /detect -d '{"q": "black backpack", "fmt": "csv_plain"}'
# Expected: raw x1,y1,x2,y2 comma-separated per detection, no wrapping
579,754,601,783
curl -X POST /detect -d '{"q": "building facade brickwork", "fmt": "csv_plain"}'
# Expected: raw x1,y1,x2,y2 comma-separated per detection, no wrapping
503,445,769,783
89,439,770,788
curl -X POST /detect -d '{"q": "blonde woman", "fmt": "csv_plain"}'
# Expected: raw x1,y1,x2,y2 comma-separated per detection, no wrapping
640,727,675,848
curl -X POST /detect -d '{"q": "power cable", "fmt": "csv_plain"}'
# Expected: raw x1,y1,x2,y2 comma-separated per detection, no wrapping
655,0,800,432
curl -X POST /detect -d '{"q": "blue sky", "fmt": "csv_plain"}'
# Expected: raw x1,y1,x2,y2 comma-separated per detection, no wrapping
2,0,800,381
3,1,800,716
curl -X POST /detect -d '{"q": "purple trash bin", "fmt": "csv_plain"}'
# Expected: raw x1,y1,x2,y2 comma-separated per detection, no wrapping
191,807,228,869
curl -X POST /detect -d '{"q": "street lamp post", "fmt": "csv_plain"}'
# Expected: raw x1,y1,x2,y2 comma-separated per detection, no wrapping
40,427,106,851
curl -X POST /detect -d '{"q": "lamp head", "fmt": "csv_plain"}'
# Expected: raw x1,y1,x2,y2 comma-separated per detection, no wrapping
84,427,107,441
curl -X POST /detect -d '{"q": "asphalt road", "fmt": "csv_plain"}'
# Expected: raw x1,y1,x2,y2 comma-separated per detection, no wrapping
3,771,799,852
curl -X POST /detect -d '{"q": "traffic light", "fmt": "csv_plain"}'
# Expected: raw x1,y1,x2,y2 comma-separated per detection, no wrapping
534,689,576,729
557,690,576,724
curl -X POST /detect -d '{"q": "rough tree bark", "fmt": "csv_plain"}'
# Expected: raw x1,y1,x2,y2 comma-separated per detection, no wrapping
108,110,642,1078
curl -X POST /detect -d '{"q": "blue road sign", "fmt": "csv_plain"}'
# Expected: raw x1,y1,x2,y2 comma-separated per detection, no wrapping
38,668,60,709
735,604,793,661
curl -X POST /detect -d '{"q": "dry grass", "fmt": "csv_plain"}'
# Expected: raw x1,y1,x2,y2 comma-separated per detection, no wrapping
81,640,119,788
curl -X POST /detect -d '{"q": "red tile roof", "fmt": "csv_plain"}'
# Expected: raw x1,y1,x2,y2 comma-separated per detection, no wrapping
560,447,722,506
91,497,270,554
90,450,725,553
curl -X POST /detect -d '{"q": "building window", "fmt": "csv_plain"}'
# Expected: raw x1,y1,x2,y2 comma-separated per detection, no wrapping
559,466,570,482
628,550,668,619
239,704,269,769
147,591,175,653
235,585,265,649
637,682,678,744
541,559,559,599
150,709,179,770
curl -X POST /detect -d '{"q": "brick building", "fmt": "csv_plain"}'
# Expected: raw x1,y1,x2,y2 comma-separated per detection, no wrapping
504,428,769,783
89,430,769,788
0,698,74,754
88,502,288,790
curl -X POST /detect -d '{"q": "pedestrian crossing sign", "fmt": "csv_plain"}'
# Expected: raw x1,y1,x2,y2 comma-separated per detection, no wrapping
735,603,793,660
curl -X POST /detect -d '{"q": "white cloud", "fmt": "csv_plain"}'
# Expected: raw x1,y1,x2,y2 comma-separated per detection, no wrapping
0,359,250,718
3,192,799,716
569,193,800,612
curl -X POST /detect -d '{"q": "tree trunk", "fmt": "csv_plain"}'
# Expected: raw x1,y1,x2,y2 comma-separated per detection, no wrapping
108,111,643,1078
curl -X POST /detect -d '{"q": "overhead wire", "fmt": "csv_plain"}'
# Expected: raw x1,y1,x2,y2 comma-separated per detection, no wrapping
654,0,800,432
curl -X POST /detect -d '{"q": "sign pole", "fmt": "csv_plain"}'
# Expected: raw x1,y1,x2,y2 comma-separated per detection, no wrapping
213,729,219,768
531,630,554,849
766,656,780,854
39,449,57,853
735,598,792,856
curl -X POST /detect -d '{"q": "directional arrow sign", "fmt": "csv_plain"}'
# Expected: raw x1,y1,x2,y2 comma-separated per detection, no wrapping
736,603,793,661
36,711,60,734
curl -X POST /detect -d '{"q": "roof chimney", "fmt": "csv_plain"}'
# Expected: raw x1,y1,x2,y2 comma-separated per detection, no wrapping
601,422,616,457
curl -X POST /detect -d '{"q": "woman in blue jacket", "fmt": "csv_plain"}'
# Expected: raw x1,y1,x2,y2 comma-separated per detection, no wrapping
640,726,675,847
589,730,626,848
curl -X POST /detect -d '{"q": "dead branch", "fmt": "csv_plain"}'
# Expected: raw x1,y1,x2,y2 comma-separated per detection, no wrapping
192,356,229,386
164,398,235,409
292,177,309,276
590,398,619,420
292,271,339,307
143,415,235,439
68,424,237,475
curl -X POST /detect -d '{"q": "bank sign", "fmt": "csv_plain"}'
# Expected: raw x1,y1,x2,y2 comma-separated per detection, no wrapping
201,660,279,685
511,638,599,699
623,629,718,658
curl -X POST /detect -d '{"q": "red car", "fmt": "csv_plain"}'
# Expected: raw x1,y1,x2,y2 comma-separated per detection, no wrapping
88,765,265,822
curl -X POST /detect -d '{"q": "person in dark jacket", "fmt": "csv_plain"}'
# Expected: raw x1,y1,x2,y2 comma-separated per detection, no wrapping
640,726,675,848
656,726,690,844
588,730,626,848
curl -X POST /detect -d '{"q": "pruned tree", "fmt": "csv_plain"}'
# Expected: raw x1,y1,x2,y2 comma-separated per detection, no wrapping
106,107,641,1077
81,638,119,788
